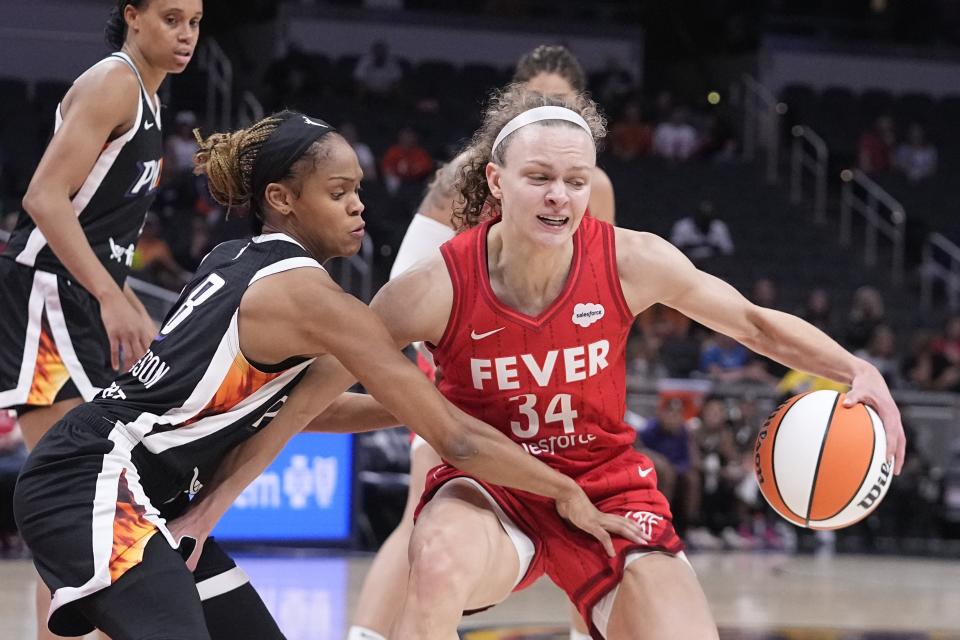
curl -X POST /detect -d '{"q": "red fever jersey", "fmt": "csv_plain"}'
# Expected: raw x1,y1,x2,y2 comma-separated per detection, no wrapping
430,213,637,476
421,215,683,638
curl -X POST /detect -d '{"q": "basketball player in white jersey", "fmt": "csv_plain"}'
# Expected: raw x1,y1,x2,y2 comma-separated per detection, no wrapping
351,44,615,640
0,2,201,637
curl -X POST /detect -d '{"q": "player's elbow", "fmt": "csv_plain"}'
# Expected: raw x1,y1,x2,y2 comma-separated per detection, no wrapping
433,419,480,463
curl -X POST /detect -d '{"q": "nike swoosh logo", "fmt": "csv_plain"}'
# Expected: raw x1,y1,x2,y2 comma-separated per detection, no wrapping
302,115,328,128
638,466,655,478
471,327,505,340
144,121,155,130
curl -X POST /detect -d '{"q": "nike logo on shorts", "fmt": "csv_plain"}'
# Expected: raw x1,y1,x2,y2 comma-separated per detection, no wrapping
470,327,505,340
638,466,655,478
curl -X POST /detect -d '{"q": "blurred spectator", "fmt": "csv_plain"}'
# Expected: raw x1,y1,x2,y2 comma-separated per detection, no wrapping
609,101,652,161
857,115,896,174
381,126,434,195
340,121,378,181
931,315,960,365
132,213,190,291
902,330,960,392
668,200,734,263
637,398,702,538
854,324,901,388
699,333,776,384
777,368,848,397
596,56,634,108
697,113,738,163
635,305,701,377
894,123,937,183
354,40,403,97
652,107,698,161
652,90,674,123
844,285,886,351
165,111,199,174
625,330,668,382
800,287,837,337
751,277,778,310
692,396,752,549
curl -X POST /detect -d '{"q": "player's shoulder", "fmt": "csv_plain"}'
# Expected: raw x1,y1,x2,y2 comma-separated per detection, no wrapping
614,228,685,273
63,57,140,120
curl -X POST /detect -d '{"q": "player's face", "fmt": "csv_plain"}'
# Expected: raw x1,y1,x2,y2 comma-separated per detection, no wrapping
525,73,576,98
488,124,594,248
127,0,203,73
290,137,366,262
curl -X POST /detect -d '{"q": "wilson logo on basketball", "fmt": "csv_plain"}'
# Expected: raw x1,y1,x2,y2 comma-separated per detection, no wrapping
858,461,892,510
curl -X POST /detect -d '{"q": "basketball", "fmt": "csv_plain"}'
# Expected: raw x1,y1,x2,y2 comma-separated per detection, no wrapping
754,390,892,530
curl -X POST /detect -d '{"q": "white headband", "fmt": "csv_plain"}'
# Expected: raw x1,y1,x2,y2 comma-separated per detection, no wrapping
491,106,592,155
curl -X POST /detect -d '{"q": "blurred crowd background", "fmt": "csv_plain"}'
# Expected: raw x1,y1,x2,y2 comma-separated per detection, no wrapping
2,0,960,558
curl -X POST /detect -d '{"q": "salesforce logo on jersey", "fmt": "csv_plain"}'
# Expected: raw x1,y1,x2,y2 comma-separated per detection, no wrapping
213,433,353,542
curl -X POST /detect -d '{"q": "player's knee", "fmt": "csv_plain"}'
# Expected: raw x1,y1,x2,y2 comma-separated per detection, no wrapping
408,520,466,585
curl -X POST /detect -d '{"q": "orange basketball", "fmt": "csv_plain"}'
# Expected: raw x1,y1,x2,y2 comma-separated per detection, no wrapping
754,390,892,530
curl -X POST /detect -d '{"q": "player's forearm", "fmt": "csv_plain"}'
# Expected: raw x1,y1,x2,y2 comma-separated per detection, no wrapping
743,307,869,384
439,412,579,502
303,392,399,433
22,192,123,301
123,282,154,324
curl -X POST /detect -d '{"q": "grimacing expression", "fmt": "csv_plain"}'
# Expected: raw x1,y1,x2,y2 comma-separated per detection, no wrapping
127,0,202,72
489,122,595,248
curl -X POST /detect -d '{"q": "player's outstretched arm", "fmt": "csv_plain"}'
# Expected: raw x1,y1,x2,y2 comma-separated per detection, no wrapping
616,228,905,474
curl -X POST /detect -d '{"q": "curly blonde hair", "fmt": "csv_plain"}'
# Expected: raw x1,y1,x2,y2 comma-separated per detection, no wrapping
453,84,606,230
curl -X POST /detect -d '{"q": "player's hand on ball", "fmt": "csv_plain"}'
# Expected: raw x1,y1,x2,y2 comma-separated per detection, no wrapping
554,484,646,557
845,363,905,475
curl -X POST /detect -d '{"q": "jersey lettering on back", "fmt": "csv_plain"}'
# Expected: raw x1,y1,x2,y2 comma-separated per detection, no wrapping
430,215,637,477
90,233,322,502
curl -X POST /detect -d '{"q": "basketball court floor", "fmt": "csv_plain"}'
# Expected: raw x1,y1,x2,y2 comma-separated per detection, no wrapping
2,550,959,639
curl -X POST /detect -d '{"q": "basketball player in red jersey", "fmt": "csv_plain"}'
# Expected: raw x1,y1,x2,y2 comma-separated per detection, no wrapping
350,44,613,640
374,86,906,639
0,2,201,638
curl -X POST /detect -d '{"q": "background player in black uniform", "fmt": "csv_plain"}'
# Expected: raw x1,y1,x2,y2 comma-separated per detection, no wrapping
0,2,202,638
13,111,644,640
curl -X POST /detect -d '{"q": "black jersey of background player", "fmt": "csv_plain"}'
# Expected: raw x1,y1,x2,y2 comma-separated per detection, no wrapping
3,52,163,286
91,233,320,504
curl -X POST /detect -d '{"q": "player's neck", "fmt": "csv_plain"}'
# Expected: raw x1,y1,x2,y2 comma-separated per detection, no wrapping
120,44,166,95
487,224,574,314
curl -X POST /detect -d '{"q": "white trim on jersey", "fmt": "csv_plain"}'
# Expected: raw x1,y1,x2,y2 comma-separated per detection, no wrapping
389,213,455,280
112,51,161,126
16,55,146,267
249,256,325,283
39,271,101,400
142,357,310,454
195,566,250,601
251,232,307,249
0,271,46,407
49,427,171,621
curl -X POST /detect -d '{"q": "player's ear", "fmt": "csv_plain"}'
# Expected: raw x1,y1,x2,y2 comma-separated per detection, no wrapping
486,162,502,200
263,182,294,217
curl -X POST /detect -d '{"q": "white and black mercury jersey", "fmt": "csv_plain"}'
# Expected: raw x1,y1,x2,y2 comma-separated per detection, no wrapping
4,51,163,285
90,233,321,504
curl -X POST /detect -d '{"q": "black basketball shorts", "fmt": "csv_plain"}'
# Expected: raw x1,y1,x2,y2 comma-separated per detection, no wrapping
0,258,115,412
